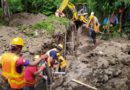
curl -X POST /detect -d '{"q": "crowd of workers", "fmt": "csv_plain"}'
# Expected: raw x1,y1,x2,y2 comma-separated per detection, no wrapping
0,37,67,90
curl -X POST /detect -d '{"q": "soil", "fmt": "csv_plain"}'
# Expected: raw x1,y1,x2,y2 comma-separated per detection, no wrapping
9,13,47,26
0,13,130,90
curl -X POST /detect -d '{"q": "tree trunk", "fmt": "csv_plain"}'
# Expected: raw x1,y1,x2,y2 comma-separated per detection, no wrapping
1,0,10,21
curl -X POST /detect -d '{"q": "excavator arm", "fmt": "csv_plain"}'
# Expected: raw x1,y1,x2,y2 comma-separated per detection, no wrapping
67,2,78,20
78,15,88,24
57,0,69,13
55,0,78,20
56,0,88,24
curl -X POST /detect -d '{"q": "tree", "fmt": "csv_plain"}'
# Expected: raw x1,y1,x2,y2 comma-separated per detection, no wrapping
1,0,10,21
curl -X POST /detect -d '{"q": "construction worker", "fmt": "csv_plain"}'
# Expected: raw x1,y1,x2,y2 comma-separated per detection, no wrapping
24,55,46,90
87,12,100,45
0,37,44,90
41,44,66,68
40,44,67,84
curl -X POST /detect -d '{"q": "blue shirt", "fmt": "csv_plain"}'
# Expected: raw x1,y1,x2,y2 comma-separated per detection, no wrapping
49,50,57,59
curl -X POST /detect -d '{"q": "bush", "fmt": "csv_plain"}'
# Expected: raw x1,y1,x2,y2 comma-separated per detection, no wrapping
22,0,57,16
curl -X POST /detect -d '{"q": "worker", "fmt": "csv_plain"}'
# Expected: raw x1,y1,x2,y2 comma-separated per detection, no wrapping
0,37,44,90
40,44,67,84
24,55,46,90
87,12,100,45
41,44,66,68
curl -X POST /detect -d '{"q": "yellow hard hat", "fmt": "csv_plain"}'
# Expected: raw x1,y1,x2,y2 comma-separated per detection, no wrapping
10,37,24,46
58,44,63,49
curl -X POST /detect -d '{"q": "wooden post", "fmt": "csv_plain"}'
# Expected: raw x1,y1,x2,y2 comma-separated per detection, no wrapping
71,79,97,90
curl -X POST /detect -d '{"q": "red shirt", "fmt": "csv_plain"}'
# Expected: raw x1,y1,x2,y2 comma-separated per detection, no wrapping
24,66,38,86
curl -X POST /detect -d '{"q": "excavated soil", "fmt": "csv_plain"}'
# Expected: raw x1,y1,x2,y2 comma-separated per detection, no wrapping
0,13,130,90
54,35,130,90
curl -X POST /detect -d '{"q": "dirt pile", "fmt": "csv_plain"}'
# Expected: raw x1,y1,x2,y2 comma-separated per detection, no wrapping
54,39,130,90
0,26,53,59
9,13,47,26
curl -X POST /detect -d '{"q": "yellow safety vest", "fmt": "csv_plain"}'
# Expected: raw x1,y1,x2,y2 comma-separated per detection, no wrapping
1,52,25,89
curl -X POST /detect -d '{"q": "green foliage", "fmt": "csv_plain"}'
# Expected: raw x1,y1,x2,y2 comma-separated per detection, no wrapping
32,20,54,34
54,0,62,8
8,0,23,13
21,0,57,16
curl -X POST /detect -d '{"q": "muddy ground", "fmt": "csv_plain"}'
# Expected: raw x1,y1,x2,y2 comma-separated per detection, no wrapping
0,13,130,90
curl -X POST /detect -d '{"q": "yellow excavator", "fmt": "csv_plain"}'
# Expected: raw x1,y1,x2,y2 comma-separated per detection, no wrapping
55,0,88,24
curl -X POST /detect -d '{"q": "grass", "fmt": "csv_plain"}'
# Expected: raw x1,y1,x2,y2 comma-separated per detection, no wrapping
32,15,69,35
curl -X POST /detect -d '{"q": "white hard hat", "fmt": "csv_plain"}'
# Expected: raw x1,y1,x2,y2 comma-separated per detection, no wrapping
91,12,94,15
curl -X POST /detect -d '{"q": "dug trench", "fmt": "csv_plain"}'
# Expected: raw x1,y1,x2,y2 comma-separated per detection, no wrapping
1,13,130,90
50,28,130,90
34,25,130,90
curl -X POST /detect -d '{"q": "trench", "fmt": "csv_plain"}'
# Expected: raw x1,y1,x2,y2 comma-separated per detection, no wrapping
32,23,78,90
33,22,96,90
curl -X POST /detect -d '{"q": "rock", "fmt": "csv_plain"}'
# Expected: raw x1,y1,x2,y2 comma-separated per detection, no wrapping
105,69,113,76
108,59,116,65
97,58,109,68
103,75,109,82
120,57,130,66
113,69,121,77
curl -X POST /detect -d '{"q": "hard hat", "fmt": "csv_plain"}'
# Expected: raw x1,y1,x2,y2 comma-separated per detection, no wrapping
91,12,94,16
57,53,61,56
10,37,24,46
58,44,63,50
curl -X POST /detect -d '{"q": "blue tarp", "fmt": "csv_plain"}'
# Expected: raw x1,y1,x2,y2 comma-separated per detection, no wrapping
103,17,109,25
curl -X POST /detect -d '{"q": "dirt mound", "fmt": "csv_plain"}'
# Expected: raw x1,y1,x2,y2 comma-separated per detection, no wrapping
54,39,130,90
9,13,47,26
0,26,53,59
51,35,130,90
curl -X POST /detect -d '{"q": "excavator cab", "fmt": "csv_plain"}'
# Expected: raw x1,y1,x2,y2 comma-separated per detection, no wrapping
76,3,88,18
76,3,88,14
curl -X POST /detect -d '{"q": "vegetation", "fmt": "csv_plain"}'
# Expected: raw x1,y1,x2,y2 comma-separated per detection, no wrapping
0,0,129,16
32,16,69,34
0,0,130,37
19,16,69,35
